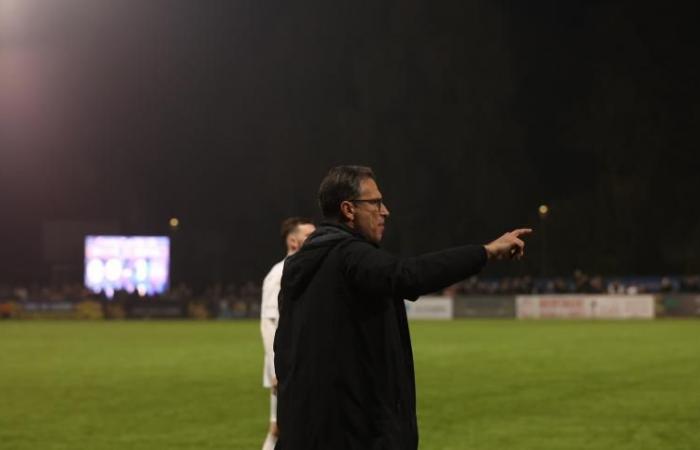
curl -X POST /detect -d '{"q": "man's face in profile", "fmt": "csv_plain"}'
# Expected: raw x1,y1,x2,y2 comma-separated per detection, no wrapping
351,178,390,244
288,223,316,253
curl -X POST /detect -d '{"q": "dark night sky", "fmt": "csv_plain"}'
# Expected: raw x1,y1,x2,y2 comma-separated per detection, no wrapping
1,1,699,287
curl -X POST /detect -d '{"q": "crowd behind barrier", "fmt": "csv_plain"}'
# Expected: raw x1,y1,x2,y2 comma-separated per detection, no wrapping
1,271,699,320
447,271,700,296
0,282,263,320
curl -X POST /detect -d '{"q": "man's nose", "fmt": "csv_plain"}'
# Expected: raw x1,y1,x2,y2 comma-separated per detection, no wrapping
381,203,390,217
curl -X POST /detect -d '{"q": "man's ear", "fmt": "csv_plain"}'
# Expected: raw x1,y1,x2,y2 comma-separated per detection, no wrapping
286,234,297,253
340,201,355,222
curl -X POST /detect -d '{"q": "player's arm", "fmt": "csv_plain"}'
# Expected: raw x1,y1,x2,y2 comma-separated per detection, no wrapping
260,315,277,386
260,272,281,384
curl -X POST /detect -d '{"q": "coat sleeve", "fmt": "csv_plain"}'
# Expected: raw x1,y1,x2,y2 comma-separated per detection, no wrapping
342,240,488,300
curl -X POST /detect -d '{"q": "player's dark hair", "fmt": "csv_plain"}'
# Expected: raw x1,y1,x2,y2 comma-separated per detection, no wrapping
318,165,376,220
280,217,313,240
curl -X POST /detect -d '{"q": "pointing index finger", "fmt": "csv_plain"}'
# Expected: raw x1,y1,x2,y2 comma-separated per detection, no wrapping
511,228,533,238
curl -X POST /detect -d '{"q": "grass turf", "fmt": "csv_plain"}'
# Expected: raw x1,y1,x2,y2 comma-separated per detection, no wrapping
0,320,698,450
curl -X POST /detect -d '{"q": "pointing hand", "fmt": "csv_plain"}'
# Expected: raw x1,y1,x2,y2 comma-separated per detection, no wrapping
484,228,533,260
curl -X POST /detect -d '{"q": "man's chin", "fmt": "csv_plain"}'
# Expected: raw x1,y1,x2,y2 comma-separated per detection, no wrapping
359,228,383,244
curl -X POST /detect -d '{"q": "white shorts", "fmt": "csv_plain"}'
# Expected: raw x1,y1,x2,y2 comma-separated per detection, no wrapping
269,390,277,422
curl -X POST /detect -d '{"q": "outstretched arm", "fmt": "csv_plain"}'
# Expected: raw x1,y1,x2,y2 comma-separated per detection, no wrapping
343,228,532,300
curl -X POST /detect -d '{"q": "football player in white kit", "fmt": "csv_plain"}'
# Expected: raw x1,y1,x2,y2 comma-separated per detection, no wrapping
260,217,315,450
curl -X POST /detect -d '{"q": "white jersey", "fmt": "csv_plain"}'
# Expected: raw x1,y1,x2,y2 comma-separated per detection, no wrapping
261,259,284,388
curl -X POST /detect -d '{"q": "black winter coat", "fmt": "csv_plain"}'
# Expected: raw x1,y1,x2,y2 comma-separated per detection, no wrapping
274,222,487,450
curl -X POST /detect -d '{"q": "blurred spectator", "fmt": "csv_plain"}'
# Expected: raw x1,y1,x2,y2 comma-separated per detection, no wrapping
449,270,700,296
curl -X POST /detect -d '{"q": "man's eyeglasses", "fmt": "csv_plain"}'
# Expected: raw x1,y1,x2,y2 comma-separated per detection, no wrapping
350,198,385,212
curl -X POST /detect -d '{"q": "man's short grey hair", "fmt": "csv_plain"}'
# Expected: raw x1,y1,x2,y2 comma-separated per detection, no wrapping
318,166,375,220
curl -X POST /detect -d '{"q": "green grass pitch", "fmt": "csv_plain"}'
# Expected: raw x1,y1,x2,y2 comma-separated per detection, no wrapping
1,320,698,450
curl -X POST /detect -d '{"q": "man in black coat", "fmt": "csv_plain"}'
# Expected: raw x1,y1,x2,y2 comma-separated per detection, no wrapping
274,166,531,450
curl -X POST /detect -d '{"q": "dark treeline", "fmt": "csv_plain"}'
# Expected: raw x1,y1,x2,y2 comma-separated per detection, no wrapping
0,1,698,287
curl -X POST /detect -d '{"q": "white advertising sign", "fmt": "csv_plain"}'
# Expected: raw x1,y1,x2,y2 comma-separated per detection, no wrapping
516,295,655,319
405,296,453,320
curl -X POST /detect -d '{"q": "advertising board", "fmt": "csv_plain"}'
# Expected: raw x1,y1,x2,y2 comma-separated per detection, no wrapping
516,295,655,319
405,296,453,320
658,294,700,317
453,296,515,318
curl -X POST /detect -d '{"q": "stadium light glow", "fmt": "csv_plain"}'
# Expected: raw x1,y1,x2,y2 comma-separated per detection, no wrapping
538,204,549,218
169,217,180,228
0,0,29,41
